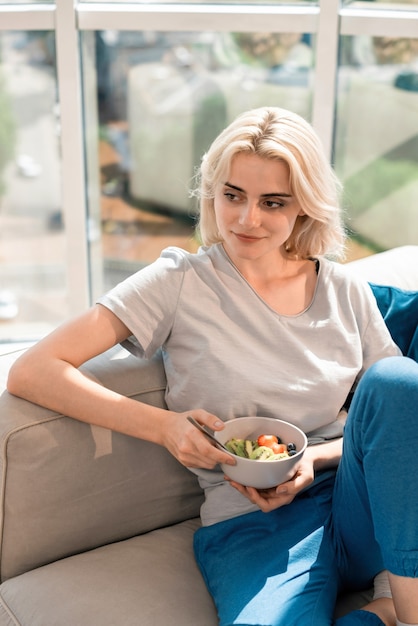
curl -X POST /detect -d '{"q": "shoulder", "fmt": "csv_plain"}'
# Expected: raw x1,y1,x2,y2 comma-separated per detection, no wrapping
159,245,218,268
157,243,230,279
319,257,372,292
318,257,378,311
131,246,207,279
158,246,192,269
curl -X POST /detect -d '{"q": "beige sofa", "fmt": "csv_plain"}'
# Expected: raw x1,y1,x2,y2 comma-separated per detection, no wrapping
0,246,417,626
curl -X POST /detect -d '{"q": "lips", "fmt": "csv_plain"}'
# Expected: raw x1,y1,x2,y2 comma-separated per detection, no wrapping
233,232,263,243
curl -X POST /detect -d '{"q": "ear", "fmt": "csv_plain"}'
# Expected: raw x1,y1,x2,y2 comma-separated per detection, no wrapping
298,209,306,217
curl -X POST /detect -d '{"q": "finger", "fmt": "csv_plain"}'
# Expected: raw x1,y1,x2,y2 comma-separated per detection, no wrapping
231,483,266,506
190,435,235,467
225,479,250,496
276,473,307,494
186,422,235,466
247,489,282,511
192,434,235,466
191,411,225,432
185,441,226,469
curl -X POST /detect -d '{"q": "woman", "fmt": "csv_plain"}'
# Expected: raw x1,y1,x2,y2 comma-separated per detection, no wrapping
7,107,418,626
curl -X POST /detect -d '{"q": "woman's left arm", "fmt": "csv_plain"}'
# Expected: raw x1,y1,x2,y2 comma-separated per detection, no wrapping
227,438,343,513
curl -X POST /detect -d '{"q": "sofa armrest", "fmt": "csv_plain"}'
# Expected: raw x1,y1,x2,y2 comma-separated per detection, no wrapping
0,346,204,582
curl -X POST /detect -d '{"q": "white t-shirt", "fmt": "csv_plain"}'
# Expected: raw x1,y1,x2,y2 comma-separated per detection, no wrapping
98,244,400,525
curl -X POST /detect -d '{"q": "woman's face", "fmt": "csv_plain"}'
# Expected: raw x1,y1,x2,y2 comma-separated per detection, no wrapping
213,152,304,269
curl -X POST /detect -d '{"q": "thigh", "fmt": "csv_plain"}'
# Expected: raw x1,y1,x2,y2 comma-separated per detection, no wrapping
194,479,339,626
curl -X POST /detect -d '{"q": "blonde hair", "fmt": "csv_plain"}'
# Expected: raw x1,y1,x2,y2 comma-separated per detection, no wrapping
193,106,346,259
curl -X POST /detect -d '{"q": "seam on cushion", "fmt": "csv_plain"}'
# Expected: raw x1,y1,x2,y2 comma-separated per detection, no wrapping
0,594,21,625
125,386,167,406
125,385,167,397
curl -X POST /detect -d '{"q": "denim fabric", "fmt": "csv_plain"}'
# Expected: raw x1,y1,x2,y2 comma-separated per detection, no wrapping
333,356,418,581
194,478,339,626
194,356,418,626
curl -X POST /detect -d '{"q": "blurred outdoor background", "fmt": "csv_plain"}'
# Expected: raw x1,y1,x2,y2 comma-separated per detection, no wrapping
0,0,417,343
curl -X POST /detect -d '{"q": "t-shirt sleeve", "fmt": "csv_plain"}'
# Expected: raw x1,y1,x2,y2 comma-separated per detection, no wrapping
97,247,187,358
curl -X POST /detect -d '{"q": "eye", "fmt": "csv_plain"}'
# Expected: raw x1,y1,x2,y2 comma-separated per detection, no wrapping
263,198,285,209
224,191,239,202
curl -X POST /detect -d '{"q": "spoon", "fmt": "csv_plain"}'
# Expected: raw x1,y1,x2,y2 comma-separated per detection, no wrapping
187,416,232,454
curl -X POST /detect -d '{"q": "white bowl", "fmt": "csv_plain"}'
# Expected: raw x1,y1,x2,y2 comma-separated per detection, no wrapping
215,416,307,489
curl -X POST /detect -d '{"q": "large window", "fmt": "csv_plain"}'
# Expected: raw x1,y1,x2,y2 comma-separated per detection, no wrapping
84,29,315,297
0,0,417,342
0,30,65,342
335,34,418,254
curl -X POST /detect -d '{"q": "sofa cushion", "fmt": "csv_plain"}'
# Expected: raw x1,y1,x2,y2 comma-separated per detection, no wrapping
0,519,218,626
0,515,371,626
370,283,418,360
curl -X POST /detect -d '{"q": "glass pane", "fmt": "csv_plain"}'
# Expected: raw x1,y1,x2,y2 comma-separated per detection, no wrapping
335,35,418,258
83,30,314,294
0,32,66,342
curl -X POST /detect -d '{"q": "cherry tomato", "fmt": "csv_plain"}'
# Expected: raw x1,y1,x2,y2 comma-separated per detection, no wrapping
272,443,287,454
257,434,278,449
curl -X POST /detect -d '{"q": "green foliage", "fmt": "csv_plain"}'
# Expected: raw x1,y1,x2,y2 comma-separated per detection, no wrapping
343,155,418,218
0,72,17,198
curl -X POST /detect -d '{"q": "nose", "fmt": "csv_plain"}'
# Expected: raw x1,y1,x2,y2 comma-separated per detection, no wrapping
239,201,261,228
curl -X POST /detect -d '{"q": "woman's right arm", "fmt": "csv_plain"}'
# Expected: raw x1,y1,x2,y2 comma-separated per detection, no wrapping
7,304,234,470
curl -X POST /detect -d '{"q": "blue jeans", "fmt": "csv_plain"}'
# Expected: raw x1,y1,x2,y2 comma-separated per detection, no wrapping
193,357,418,626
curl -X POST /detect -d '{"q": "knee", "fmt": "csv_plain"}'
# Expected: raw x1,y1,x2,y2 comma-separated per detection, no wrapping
344,356,418,476
360,356,418,393
351,356,418,420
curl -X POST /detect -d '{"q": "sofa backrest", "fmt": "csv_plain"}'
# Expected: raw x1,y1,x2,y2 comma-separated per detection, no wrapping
0,347,204,582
